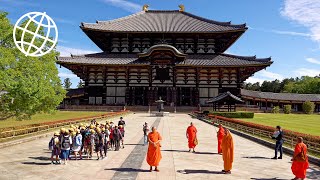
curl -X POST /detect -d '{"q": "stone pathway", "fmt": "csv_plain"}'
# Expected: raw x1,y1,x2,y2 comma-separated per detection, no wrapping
0,113,319,180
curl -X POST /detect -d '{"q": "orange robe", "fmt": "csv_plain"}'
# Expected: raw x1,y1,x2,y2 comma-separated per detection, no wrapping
186,125,197,148
291,142,309,179
147,132,162,166
222,132,234,171
217,126,225,154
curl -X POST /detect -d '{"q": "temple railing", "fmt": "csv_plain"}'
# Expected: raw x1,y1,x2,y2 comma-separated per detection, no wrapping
191,112,320,157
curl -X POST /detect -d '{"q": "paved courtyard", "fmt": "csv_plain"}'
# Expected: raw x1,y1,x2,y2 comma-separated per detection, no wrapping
0,113,319,180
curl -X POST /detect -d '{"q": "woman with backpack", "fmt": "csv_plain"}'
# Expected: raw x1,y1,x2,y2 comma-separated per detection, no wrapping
88,129,96,159
60,131,72,165
73,129,82,160
95,128,104,160
102,127,110,158
49,132,60,164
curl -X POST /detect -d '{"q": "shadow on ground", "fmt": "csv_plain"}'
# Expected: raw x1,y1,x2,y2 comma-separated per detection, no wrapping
250,178,290,180
105,168,150,172
243,156,272,160
307,167,320,179
125,143,143,146
21,162,51,165
162,149,218,155
177,169,223,174
162,149,189,153
28,156,51,161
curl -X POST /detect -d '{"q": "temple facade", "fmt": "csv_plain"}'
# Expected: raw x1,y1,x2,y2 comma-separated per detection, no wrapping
57,5,273,107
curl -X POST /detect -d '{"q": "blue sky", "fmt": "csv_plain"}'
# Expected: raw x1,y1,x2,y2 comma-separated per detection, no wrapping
2,0,320,88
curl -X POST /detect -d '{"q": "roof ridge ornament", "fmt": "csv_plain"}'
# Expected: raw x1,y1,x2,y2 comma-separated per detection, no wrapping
142,4,149,12
179,4,185,12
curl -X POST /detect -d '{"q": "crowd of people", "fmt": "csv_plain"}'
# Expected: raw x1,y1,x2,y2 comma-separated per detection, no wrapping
49,117,126,165
48,117,310,180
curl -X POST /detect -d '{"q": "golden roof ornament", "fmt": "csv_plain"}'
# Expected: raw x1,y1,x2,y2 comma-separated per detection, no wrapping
142,4,149,12
179,4,185,12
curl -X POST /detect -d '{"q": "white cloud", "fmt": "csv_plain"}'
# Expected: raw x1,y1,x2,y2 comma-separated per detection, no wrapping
58,73,77,79
281,0,320,42
271,30,311,37
306,58,320,65
294,68,320,77
56,46,98,56
259,70,284,80
101,0,141,13
245,77,265,84
245,70,284,84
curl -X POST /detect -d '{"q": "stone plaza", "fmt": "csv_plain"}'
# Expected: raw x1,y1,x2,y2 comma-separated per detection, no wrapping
0,113,319,180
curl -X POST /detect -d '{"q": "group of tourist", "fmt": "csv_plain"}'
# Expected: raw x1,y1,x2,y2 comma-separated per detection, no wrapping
145,122,309,180
49,117,126,165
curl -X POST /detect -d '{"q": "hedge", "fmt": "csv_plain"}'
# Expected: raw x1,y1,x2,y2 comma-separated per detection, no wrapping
207,111,254,118
0,111,128,138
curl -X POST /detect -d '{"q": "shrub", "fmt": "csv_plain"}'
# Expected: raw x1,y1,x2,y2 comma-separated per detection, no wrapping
283,105,292,114
208,112,254,118
203,110,210,115
271,106,280,114
302,101,315,114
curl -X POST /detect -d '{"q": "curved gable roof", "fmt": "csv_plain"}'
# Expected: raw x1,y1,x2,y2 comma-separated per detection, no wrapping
81,10,247,33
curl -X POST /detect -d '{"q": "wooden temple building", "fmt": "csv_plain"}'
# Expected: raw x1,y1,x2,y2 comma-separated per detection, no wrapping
57,5,273,109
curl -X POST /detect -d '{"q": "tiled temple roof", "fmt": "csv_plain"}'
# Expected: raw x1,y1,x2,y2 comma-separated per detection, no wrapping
57,53,272,66
81,10,247,33
241,89,320,102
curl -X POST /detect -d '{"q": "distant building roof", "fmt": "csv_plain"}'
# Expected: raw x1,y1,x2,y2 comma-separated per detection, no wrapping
241,89,320,102
57,53,272,67
81,10,247,33
207,91,244,104
66,88,85,98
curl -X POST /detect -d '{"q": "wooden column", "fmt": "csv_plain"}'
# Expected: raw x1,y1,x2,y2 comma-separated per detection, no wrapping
265,99,268,110
102,67,107,105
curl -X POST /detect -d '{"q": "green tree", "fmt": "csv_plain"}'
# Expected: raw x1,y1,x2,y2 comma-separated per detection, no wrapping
64,78,72,89
0,12,65,120
77,80,84,88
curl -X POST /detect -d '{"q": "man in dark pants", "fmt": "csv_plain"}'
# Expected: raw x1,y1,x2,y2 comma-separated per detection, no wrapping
271,125,284,159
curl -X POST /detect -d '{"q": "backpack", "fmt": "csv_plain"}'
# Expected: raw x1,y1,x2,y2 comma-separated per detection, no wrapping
48,137,54,150
75,135,82,146
61,136,71,149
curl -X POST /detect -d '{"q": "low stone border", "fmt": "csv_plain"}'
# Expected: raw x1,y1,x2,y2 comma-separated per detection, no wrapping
190,113,320,166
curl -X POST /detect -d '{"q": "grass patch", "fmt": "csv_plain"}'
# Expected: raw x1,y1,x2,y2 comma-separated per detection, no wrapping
239,113,320,136
0,111,108,129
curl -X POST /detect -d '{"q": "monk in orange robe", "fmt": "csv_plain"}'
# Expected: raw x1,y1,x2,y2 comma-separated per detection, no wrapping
221,129,234,174
217,124,225,154
291,137,309,180
186,122,197,152
147,127,162,172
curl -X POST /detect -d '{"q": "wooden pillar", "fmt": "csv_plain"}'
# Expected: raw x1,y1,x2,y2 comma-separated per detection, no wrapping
265,99,268,110
102,67,107,105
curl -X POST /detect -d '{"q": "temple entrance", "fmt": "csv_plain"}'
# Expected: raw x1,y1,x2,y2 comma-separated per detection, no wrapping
157,87,167,105
177,87,191,106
